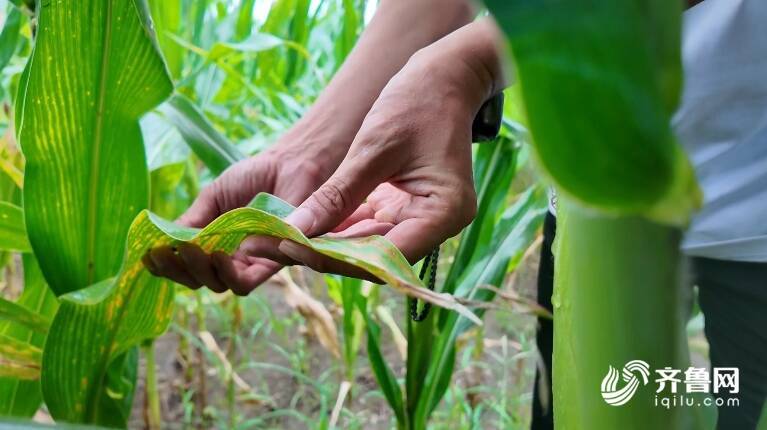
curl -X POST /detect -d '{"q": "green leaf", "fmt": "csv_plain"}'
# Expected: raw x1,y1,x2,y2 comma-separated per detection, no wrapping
443,136,518,294
486,0,698,222
0,255,58,414
18,0,174,296
359,297,405,426
235,0,257,41
149,161,191,220
0,297,51,335
41,193,475,426
412,187,547,428
0,202,31,253
148,0,183,79
0,7,22,74
159,93,245,175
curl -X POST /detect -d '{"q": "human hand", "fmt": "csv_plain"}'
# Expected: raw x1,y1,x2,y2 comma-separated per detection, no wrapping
276,45,497,276
143,140,332,295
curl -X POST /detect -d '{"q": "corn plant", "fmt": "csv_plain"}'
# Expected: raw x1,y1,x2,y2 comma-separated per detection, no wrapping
358,128,548,429
0,0,482,427
487,0,703,428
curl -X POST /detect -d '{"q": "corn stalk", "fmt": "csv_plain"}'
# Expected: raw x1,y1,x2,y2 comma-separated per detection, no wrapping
486,0,703,428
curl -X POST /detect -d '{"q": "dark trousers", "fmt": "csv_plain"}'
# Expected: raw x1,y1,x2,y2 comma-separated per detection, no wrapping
531,212,767,430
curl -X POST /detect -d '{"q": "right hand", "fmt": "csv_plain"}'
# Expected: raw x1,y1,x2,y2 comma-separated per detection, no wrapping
143,142,330,295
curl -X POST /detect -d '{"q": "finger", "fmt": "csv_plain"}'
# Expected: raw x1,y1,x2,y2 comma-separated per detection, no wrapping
238,235,297,266
177,243,226,293
331,203,375,233
278,240,381,283
177,184,220,228
285,149,393,237
148,246,202,289
384,218,453,264
327,219,395,238
211,252,281,296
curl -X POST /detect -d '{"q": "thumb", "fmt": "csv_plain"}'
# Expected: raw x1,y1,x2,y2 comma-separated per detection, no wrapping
286,159,383,237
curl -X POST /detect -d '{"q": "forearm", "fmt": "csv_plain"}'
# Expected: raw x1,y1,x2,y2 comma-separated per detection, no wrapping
283,0,476,173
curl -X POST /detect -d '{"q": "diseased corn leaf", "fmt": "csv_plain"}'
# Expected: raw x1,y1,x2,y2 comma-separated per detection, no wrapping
486,0,698,223
18,0,173,296
42,192,476,426
0,334,41,365
0,360,38,380
0,254,58,417
0,202,31,252
159,94,245,175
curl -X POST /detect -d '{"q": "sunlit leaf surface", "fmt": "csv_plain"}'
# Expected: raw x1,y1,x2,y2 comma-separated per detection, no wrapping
18,0,173,296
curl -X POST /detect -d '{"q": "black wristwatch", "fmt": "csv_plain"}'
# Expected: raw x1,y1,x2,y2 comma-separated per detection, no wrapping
471,92,504,143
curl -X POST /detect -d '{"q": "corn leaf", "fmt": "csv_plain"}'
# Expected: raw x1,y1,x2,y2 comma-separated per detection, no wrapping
486,0,698,222
41,192,476,426
0,334,41,370
412,187,547,428
0,254,58,417
159,93,245,175
0,202,31,253
0,298,51,335
148,0,182,79
0,6,22,75
18,0,173,296
359,296,405,426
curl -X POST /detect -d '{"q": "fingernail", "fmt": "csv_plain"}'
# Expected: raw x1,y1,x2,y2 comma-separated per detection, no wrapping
285,207,315,235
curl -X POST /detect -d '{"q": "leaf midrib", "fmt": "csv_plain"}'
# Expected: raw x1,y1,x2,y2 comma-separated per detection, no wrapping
86,0,114,286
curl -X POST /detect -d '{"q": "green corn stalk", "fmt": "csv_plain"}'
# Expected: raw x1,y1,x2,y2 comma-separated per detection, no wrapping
485,0,704,429
552,200,693,428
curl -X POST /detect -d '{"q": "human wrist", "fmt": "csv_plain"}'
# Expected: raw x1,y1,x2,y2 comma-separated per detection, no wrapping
411,19,505,115
271,118,349,180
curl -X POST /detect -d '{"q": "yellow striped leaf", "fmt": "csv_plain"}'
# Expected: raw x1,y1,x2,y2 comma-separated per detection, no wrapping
41,193,476,426
17,0,173,296
0,255,58,418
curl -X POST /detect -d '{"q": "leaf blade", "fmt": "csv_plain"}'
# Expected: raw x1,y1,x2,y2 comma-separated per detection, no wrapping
19,0,173,295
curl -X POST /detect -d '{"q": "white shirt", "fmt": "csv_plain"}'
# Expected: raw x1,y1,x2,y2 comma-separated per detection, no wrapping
674,0,767,262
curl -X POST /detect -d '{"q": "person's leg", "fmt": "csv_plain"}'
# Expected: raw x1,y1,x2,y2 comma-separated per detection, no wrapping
694,257,767,430
531,212,556,430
